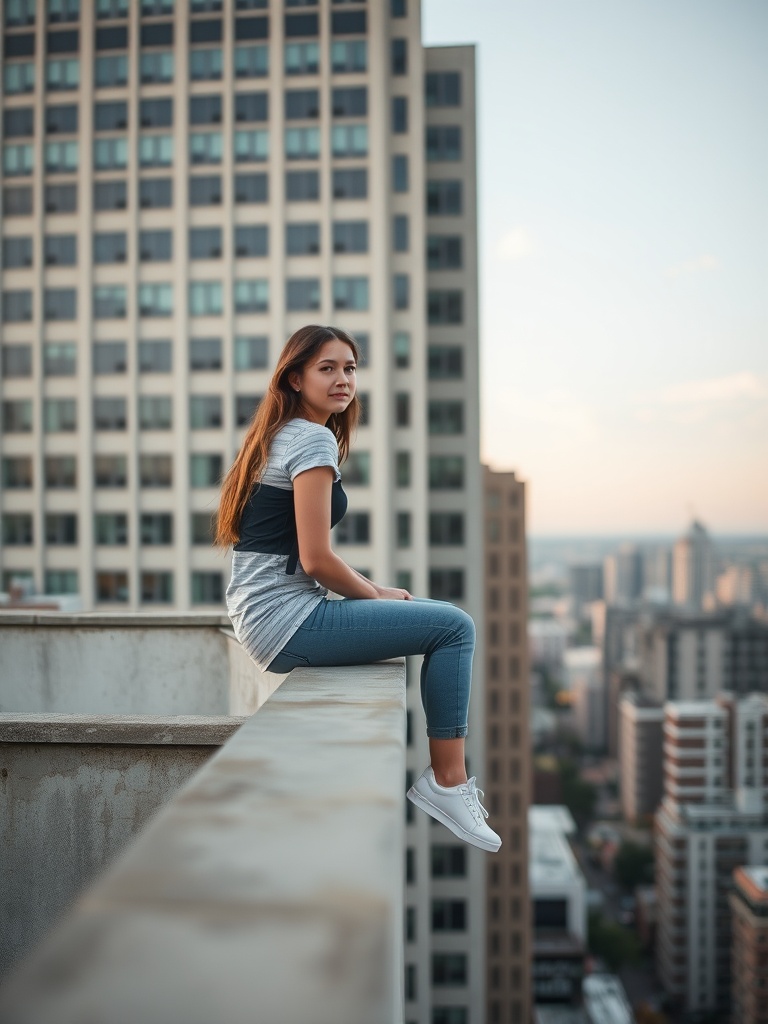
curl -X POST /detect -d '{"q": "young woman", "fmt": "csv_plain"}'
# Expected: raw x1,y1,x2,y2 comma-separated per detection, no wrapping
216,324,500,853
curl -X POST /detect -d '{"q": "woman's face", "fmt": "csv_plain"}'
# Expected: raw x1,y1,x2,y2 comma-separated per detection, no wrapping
291,338,357,425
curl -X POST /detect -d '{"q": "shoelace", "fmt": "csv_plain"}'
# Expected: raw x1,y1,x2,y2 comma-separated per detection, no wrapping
458,777,489,827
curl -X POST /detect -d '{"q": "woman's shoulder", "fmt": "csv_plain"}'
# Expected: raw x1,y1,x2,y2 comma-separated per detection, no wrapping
279,418,337,447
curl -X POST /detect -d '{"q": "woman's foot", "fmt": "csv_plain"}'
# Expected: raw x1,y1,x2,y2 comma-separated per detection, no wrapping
407,766,502,853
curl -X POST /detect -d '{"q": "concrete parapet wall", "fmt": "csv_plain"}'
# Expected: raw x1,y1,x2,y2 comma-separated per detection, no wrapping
0,661,407,1024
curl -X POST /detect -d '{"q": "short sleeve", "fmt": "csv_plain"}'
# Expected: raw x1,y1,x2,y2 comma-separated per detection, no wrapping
283,423,341,483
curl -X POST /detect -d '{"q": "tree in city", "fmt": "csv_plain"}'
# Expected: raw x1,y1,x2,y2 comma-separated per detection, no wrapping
587,911,641,971
558,758,597,827
614,840,654,890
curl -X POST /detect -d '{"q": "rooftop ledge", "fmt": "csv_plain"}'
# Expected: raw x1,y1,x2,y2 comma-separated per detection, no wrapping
0,616,407,1024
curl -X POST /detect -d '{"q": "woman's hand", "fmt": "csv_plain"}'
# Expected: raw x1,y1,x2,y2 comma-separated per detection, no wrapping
374,585,413,601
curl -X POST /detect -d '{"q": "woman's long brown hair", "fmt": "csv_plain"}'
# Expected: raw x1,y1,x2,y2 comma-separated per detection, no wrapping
215,324,361,547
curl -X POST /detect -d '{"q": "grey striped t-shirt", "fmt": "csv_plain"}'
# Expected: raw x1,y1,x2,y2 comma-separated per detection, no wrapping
226,417,341,671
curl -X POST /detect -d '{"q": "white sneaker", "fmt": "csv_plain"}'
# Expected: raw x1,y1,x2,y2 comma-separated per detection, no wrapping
407,767,502,853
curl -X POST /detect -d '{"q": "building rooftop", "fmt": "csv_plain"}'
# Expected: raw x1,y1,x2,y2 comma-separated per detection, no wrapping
742,866,768,893
529,806,583,889
582,974,634,1024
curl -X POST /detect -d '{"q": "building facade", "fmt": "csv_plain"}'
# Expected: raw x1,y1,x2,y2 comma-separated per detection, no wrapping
730,865,768,1024
1,3,488,1020
672,518,717,611
617,692,663,825
483,466,531,1024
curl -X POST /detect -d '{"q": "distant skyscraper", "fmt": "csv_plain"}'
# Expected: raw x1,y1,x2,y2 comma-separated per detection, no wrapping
568,562,603,618
672,519,717,610
603,543,643,605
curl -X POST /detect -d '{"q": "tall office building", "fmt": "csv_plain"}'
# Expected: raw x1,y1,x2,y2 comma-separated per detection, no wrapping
672,518,717,611
1,3,487,1020
483,466,531,1024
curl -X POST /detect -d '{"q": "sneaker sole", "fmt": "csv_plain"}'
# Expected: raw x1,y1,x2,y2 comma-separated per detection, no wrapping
406,785,502,853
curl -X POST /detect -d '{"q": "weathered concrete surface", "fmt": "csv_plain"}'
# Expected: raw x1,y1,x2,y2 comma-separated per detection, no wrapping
0,661,407,1024
0,713,244,746
224,630,287,715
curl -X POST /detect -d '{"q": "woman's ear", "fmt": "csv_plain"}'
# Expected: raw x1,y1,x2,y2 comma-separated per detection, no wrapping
287,371,301,393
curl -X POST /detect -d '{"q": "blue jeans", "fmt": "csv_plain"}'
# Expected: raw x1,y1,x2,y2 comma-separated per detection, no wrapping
266,597,476,739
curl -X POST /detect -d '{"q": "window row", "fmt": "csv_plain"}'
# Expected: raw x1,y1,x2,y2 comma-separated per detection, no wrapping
1,395,262,431
1,511,217,547
0,568,226,605
2,453,224,489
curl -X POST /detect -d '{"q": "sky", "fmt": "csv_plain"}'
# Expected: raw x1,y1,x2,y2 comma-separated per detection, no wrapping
422,0,768,535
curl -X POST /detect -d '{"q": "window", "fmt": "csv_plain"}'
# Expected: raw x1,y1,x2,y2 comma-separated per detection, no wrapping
96,25,126,49
44,233,76,265
426,72,461,107
94,136,127,170
139,178,172,208
141,22,173,47
47,57,79,90
285,12,318,37
429,455,463,489
3,143,33,176
191,513,215,546
190,337,222,370
395,391,410,427
140,133,173,167
139,454,172,487
429,401,463,435
138,100,172,132
428,235,463,269
190,453,223,487
358,392,370,426
93,285,126,318
139,283,173,317
141,573,173,604
190,95,221,125
139,230,172,261
190,131,223,164
233,225,268,258
286,222,320,254
1,344,32,379
428,290,463,325
2,514,33,546
332,87,367,117
2,399,33,432
235,172,268,203
432,954,467,986
94,231,126,263
6,0,36,25
332,168,367,199
191,571,223,604
234,129,269,162
189,18,222,44
333,277,368,311
396,511,411,548
285,127,319,160
96,572,129,602
189,227,222,260
392,96,408,133
190,395,222,429
393,332,410,368
189,281,223,316
4,108,34,137
354,332,369,365
93,457,127,488
344,451,370,486
431,845,466,878
2,456,33,489
235,15,268,40
234,335,268,370
395,451,410,487
93,396,127,430
94,54,128,87
45,104,77,133
332,124,367,157
141,51,173,83
45,455,77,488
48,0,80,21
426,179,462,215
431,900,466,932
190,174,222,205
45,571,79,595
285,89,319,121
140,513,173,545
45,183,76,211
44,342,76,375
235,394,261,426
93,341,127,374
4,185,33,215
235,91,268,122
139,339,171,373
426,127,462,162
141,0,172,14
234,278,268,313
2,289,32,322
139,395,172,430
336,512,370,545
394,274,409,310
45,514,77,545
428,345,463,379
235,44,268,77
94,102,127,132
286,278,320,311
40,138,75,172
393,215,409,253
4,61,35,94
2,236,33,267
44,397,77,431
430,513,464,546
94,180,127,210
285,41,318,75
44,287,77,320
333,221,367,253
190,47,222,80
331,39,366,72
331,10,366,34
429,570,464,601
96,0,128,16
95,514,128,545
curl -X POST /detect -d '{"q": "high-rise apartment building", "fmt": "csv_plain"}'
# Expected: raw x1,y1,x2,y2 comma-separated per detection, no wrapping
618,692,663,825
483,466,530,1024
730,865,768,1024
1,3,487,1020
655,694,768,1015
672,518,717,611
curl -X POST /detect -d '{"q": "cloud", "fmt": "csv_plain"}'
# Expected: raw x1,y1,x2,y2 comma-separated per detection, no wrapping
665,253,719,279
495,227,535,262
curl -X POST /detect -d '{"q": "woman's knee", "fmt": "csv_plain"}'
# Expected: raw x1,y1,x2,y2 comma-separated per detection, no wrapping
438,604,475,645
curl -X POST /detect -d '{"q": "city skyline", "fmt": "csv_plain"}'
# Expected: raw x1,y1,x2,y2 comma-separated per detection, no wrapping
423,0,768,535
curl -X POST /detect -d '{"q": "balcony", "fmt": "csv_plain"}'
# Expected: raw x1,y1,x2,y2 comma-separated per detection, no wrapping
0,612,407,1023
